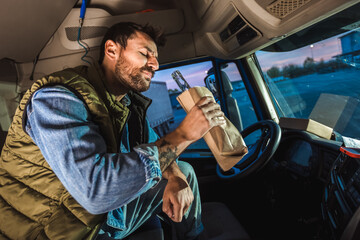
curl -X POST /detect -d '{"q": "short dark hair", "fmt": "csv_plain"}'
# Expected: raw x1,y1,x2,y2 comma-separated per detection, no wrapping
99,22,166,63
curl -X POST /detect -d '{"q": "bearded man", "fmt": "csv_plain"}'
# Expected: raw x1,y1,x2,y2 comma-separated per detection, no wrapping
0,22,225,240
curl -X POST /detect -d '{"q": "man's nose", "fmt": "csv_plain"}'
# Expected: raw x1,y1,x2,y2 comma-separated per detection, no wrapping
147,56,159,71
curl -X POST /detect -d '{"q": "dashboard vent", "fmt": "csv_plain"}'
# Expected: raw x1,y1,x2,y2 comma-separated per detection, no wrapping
65,26,108,41
219,14,260,45
236,27,258,46
228,15,246,35
266,0,312,19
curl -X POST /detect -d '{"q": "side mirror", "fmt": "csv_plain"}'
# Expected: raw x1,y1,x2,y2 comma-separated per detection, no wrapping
204,74,219,99
171,70,191,92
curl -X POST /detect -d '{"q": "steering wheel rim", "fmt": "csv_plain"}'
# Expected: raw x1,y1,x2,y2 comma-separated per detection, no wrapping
216,120,281,180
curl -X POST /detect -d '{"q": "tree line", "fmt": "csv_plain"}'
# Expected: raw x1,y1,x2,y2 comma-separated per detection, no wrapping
266,57,350,79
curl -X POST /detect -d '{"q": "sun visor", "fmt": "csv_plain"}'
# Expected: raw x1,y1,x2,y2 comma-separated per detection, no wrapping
39,8,184,60
0,0,78,63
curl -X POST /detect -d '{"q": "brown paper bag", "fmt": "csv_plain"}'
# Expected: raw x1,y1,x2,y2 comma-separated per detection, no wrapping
177,87,248,171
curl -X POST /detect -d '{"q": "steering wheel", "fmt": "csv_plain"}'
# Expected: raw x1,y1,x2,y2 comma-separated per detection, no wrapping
216,120,281,180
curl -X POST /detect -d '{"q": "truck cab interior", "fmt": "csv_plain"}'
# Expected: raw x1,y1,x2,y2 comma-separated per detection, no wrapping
1,0,360,239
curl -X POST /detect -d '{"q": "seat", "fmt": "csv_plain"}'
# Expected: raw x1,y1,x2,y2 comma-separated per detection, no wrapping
200,202,251,240
126,215,164,240
127,202,250,240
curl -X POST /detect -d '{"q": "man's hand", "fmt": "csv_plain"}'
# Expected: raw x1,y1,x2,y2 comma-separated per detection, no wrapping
162,162,194,222
177,96,225,142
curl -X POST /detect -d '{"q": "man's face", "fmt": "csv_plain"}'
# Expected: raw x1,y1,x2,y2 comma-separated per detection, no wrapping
114,31,159,92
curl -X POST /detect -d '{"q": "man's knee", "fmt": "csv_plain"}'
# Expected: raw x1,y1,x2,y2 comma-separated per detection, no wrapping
177,161,196,179
177,161,199,191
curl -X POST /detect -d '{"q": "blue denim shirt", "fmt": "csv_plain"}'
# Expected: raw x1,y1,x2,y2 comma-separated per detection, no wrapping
25,85,162,231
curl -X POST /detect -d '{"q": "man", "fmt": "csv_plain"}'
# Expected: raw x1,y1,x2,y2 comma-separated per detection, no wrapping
0,22,225,239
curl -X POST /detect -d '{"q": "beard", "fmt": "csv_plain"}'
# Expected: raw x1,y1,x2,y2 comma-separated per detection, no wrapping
114,58,154,92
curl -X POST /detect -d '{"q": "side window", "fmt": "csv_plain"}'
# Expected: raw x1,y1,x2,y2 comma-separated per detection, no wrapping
144,61,213,150
218,62,260,145
218,62,258,130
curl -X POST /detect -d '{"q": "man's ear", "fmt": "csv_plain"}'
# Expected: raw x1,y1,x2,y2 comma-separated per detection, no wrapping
104,40,119,61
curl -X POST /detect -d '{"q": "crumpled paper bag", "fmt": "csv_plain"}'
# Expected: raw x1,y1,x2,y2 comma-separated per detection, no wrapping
177,86,248,171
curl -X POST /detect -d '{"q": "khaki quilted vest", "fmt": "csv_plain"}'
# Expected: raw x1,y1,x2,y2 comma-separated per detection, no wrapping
0,64,131,239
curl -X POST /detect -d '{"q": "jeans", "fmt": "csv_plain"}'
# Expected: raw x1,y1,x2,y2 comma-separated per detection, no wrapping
97,161,203,240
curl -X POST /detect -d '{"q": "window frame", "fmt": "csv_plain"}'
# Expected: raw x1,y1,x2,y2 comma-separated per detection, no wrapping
156,55,278,133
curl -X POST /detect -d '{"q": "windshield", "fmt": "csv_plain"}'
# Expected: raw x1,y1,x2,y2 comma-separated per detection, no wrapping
256,7,360,140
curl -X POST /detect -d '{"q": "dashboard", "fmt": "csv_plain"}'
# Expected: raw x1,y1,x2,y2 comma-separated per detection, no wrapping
273,130,341,180
272,130,360,240
322,147,360,240
281,139,313,177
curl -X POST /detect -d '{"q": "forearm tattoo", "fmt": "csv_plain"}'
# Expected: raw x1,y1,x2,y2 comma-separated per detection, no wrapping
158,139,178,172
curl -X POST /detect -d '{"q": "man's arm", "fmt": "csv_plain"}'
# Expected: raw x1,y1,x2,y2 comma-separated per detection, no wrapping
25,86,162,214
155,96,225,222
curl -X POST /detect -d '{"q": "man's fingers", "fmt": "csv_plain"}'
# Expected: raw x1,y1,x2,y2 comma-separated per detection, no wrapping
195,96,214,107
207,109,224,119
163,198,185,222
172,200,183,222
195,98,225,126
200,102,221,114
200,102,226,127
162,199,173,219
183,203,190,216
196,101,221,113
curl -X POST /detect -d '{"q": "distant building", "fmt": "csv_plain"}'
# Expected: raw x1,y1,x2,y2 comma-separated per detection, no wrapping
169,92,181,109
231,80,245,91
335,31,360,66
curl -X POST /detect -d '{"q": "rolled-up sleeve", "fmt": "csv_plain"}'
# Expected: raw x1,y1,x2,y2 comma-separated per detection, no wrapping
25,86,162,214
134,144,162,187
